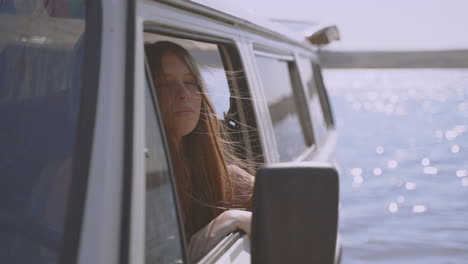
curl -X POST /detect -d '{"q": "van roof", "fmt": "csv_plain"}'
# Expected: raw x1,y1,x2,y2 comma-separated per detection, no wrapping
158,0,315,49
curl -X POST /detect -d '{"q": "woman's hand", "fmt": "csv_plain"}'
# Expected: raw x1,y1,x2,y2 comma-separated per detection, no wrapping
188,209,252,262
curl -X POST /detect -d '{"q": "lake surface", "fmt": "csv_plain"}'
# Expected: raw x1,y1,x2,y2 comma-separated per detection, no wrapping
323,69,468,264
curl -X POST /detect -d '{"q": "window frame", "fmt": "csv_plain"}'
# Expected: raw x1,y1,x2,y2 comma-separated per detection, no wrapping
252,49,315,161
120,0,138,263
217,44,264,166
58,0,103,262
312,63,335,128
295,54,331,145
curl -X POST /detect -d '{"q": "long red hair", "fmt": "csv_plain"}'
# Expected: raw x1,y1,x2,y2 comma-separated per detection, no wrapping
145,41,253,238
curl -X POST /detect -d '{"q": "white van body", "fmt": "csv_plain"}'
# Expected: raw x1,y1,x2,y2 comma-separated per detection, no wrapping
0,0,339,263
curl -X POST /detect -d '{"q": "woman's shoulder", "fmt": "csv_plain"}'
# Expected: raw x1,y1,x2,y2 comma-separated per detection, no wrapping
226,164,255,210
227,164,255,189
227,164,255,185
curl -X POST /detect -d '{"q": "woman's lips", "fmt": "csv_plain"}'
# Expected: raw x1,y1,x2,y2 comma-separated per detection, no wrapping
174,108,195,116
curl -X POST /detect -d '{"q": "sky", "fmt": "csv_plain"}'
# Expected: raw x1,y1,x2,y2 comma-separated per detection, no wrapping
222,0,468,51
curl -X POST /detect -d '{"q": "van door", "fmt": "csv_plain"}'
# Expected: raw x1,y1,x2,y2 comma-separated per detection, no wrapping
0,1,100,263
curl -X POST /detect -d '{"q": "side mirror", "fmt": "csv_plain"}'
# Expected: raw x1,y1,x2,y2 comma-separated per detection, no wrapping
306,25,340,46
251,162,339,264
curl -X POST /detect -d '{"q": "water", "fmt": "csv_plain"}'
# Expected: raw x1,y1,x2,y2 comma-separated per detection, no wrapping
323,69,468,264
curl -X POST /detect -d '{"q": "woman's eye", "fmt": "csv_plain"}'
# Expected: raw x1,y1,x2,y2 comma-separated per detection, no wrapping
185,81,198,89
158,83,172,91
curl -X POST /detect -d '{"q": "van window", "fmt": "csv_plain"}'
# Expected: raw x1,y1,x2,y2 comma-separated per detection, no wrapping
143,31,263,260
145,77,185,264
144,32,262,168
299,58,328,142
0,1,86,263
312,63,334,127
255,55,310,161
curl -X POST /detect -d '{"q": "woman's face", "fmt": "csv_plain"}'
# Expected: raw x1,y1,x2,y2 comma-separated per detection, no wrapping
157,51,202,139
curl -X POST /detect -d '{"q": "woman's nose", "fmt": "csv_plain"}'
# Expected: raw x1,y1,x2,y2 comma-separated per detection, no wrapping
175,81,191,100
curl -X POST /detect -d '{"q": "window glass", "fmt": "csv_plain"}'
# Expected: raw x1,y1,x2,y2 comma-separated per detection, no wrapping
255,55,308,161
145,78,184,264
300,58,328,142
312,63,334,127
0,1,86,263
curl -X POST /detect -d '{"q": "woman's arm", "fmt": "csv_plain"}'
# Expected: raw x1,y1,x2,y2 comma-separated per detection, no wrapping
188,165,255,262
188,209,252,262
188,165,254,261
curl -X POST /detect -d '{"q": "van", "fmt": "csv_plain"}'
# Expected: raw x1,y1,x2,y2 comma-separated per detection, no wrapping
0,0,340,263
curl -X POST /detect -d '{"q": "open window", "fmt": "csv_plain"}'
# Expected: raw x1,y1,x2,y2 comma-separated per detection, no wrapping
143,32,262,170
142,30,262,262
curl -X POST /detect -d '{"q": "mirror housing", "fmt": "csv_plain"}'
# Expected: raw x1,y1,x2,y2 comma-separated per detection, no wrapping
306,25,340,46
251,162,339,264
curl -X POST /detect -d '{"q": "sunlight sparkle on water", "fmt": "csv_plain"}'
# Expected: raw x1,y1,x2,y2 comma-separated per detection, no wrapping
445,130,458,141
412,205,427,213
373,168,382,176
387,160,398,169
462,178,468,187
423,166,438,175
405,182,416,190
350,168,364,188
421,158,430,166
456,169,467,178
352,175,364,188
454,125,467,134
376,146,384,154
388,202,399,213
451,144,460,153
350,168,363,177
353,175,364,184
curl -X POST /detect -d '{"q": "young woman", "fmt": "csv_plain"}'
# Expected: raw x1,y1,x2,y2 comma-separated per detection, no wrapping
145,41,255,261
